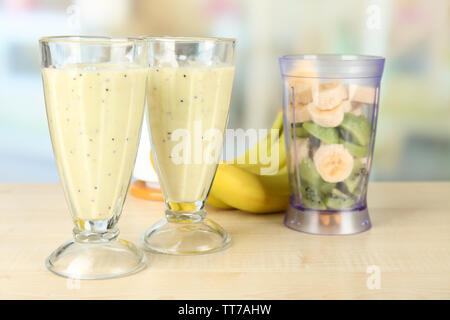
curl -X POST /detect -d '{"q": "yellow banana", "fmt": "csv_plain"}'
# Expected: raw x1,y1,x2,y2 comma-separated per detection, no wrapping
210,163,289,214
206,193,233,209
148,109,290,213
236,131,286,175
207,109,291,213
258,165,290,195
271,108,284,131
231,109,286,175
231,109,283,166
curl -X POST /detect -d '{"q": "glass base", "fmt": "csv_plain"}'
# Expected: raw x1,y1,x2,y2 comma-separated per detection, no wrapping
46,237,146,279
142,218,231,255
284,203,371,235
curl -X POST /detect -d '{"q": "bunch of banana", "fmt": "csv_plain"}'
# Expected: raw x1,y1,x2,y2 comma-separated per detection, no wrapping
206,110,291,213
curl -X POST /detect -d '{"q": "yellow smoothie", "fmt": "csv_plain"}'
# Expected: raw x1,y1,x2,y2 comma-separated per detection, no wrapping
42,64,147,220
147,66,234,203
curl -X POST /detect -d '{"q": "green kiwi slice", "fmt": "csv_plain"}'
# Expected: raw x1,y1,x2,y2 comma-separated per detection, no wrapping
299,157,322,186
303,121,339,144
324,188,356,210
325,195,356,210
291,124,310,138
342,140,369,158
330,188,349,199
300,185,326,210
344,160,368,194
320,182,336,195
339,113,371,146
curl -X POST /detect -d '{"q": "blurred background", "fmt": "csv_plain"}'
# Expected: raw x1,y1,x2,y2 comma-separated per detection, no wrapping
0,0,449,182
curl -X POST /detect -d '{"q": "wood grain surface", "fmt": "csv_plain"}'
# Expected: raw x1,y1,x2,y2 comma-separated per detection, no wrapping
0,182,449,299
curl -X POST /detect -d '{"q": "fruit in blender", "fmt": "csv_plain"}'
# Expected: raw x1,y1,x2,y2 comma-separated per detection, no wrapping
312,80,348,110
313,144,354,183
303,122,340,144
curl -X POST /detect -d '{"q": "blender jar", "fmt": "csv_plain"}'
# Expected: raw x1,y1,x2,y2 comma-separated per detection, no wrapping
279,54,385,235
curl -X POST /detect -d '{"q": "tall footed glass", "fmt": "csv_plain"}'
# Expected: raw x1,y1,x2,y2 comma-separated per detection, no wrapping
40,36,148,278
280,54,385,235
142,37,235,254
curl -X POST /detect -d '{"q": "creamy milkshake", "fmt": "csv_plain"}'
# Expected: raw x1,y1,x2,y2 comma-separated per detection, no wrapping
142,36,235,255
41,36,148,280
147,66,234,203
42,64,147,220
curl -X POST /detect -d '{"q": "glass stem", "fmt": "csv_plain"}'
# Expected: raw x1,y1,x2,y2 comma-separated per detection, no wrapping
73,218,119,243
165,209,206,224
165,200,206,223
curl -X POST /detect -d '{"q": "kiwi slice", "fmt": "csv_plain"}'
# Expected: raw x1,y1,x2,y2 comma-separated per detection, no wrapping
344,160,368,194
291,124,310,138
303,122,339,144
331,188,349,198
342,140,369,158
299,157,322,186
325,195,356,210
300,185,326,210
325,188,356,210
320,182,336,195
339,113,371,146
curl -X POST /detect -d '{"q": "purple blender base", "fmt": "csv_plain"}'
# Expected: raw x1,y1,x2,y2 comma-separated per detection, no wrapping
284,200,371,235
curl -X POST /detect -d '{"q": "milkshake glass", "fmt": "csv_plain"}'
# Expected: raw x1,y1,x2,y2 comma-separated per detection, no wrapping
142,37,235,254
40,36,148,278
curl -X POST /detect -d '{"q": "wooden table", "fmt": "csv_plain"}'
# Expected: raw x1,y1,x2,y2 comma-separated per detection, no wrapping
0,183,449,299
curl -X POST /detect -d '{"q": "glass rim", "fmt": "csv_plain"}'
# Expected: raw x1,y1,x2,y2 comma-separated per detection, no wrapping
279,54,385,78
144,36,236,44
280,53,385,63
39,35,146,45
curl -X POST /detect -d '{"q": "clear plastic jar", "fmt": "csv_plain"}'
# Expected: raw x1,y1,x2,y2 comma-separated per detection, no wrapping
280,54,385,235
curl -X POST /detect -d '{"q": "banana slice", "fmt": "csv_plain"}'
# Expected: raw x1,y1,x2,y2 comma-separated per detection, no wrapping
290,138,309,170
307,101,344,128
289,60,319,85
286,62,318,107
313,144,354,183
289,81,313,106
287,103,311,123
312,81,348,110
351,103,363,116
342,100,352,113
349,85,376,104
